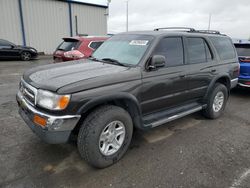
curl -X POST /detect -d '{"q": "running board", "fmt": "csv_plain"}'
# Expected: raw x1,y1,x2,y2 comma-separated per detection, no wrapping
145,105,206,128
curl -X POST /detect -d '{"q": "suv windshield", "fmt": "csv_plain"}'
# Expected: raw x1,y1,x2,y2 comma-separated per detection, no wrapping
92,34,153,66
235,44,250,57
57,39,80,51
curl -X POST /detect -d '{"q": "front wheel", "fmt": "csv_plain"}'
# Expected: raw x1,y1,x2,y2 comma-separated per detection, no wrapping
77,105,133,168
203,83,228,119
21,51,31,61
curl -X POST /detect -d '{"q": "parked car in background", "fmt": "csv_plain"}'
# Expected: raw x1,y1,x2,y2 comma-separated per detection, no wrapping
234,42,250,87
0,39,38,61
53,36,109,62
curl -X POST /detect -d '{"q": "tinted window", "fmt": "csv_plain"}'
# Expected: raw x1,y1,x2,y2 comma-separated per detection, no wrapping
210,37,236,60
153,37,184,67
0,40,13,47
57,39,80,51
89,41,104,50
187,38,212,64
234,44,250,57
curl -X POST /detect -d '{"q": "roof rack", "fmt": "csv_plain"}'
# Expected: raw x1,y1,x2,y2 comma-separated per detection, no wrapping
154,27,196,32
194,30,221,34
154,27,223,35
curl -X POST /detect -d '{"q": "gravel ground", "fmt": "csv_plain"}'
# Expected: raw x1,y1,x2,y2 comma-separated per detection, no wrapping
0,58,250,188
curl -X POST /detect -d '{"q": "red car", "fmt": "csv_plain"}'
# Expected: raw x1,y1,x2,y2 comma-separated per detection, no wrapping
53,36,109,62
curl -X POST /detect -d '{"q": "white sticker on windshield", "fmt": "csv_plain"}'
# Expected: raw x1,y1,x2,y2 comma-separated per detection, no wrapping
129,40,149,46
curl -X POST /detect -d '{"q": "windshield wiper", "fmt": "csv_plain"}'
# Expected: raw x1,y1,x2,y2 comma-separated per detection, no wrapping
101,58,127,67
89,56,103,62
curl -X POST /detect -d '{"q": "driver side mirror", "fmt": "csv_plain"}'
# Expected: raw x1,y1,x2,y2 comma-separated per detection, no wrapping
148,55,166,70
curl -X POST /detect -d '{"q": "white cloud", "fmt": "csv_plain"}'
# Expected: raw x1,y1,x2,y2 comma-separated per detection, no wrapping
108,0,250,39
72,0,107,6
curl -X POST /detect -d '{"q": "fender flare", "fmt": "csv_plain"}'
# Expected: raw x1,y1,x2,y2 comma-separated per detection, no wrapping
77,92,144,129
204,74,231,101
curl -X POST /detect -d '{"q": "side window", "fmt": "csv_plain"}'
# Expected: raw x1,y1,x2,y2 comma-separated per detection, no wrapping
153,37,184,67
210,37,236,60
187,38,212,64
0,40,12,49
89,41,104,50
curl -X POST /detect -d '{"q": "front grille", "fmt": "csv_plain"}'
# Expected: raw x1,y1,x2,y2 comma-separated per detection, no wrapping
20,80,37,106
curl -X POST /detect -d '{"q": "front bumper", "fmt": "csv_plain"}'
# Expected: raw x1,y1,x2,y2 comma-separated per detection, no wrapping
17,91,81,144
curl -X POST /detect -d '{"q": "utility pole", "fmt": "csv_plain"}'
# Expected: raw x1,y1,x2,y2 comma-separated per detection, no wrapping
208,13,212,31
126,0,129,32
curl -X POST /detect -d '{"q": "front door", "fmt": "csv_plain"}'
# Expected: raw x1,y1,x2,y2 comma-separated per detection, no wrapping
141,37,189,115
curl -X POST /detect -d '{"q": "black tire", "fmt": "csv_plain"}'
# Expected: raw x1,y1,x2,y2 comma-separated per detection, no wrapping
77,105,133,168
21,51,31,61
203,83,228,119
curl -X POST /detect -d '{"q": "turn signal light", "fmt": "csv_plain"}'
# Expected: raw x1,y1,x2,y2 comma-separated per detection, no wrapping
57,95,70,109
33,115,47,127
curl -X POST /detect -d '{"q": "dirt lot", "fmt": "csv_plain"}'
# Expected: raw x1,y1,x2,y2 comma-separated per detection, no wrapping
1,58,250,188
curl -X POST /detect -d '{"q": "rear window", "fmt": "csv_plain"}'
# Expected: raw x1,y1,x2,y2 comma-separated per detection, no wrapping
57,39,80,51
234,44,250,57
210,37,236,60
89,41,104,50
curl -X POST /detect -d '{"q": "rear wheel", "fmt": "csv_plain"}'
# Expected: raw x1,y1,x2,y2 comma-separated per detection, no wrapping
203,83,228,119
77,105,133,168
21,51,31,61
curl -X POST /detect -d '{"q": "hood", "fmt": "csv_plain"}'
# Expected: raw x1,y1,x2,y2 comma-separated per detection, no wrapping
17,45,37,51
23,59,141,94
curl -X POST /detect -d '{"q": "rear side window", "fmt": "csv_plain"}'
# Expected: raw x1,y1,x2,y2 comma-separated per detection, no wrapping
153,37,184,67
57,39,80,51
210,37,236,60
89,41,104,50
186,38,212,64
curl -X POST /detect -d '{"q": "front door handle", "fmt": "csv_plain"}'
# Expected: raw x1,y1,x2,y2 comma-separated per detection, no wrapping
211,69,216,73
179,74,186,78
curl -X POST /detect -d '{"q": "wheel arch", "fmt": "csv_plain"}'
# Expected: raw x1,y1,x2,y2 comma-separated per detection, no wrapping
204,74,231,101
74,93,143,134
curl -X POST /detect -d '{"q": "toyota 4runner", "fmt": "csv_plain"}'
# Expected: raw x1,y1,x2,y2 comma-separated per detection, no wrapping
17,27,239,168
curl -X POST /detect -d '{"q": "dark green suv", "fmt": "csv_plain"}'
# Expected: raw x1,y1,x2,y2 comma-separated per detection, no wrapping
17,27,239,168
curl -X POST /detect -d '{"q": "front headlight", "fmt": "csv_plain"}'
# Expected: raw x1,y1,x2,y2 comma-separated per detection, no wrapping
37,90,70,110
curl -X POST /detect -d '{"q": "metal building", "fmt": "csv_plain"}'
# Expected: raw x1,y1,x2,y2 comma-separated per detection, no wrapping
0,0,108,54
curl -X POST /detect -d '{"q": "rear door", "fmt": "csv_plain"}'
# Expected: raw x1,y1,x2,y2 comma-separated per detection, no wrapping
141,37,190,115
183,37,215,100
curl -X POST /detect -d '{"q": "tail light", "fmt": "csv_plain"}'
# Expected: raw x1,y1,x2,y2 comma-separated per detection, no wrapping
239,57,250,63
245,82,250,85
237,62,240,75
64,50,84,59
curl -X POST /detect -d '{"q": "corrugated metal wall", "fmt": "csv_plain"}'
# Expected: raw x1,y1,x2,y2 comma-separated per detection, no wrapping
21,0,69,54
0,0,107,54
0,0,23,45
71,4,107,36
